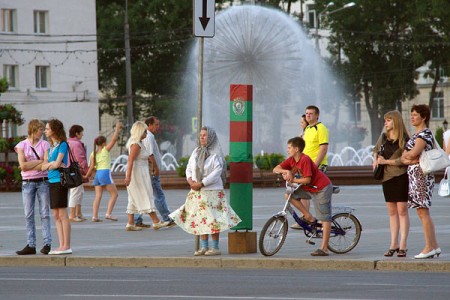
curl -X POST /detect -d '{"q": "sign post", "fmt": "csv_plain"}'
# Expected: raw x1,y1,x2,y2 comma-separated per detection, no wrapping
193,0,215,251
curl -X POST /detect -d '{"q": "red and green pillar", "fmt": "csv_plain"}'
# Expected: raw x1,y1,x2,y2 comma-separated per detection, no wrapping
229,84,253,230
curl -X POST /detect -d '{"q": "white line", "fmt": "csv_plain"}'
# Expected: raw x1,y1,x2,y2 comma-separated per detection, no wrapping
0,278,163,282
63,295,366,300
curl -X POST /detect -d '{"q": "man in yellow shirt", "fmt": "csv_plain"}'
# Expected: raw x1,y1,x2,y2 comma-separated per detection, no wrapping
291,105,331,229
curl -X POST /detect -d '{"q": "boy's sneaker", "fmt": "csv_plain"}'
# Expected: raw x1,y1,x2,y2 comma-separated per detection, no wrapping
16,245,36,255
204,248,221,256
332,186,340,194
40,244,51,255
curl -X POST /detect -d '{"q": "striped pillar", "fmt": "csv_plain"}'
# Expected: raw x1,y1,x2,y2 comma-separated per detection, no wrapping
229,84,253,230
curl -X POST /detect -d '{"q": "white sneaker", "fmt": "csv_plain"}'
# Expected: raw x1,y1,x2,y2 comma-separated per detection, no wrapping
152,221,170,230
194,248,208,256
126,224,143,231
204,248,221,256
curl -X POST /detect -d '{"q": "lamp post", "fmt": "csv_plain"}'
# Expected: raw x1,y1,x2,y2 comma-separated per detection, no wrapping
315,2,356,55
124,0,134,135
443,119,448,131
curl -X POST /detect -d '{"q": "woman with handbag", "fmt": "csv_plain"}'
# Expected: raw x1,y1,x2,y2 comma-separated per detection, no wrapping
401,104,440,259
373,111,410,257
41,119,72,255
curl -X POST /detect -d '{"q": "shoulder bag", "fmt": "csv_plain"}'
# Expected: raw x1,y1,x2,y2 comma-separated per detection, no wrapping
438,166,450,197
373,134,386,180
58,141,83,189
419,136,450,175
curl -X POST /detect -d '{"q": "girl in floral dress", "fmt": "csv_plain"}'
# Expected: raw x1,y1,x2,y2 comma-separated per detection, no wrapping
401,104,440,259
170,126,241,256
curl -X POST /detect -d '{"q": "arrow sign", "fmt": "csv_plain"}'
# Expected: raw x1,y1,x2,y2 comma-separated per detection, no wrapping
194,0,215,37
199,0,210,30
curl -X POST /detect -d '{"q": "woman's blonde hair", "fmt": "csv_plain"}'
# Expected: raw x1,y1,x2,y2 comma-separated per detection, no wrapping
28,119,45,137
384,110,409,150
126,121,147,149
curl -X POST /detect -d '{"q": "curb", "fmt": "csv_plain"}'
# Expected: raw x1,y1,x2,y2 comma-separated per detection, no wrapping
2,256,450,272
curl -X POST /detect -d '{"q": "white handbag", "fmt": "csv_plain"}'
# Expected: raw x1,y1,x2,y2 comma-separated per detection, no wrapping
438,166,450,197
419,137,450,174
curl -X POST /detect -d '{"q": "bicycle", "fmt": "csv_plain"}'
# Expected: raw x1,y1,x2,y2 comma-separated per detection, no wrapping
259,182,362,256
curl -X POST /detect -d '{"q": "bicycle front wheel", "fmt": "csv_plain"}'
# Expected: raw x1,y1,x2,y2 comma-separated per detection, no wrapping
259,216,288,256
328,213,362,254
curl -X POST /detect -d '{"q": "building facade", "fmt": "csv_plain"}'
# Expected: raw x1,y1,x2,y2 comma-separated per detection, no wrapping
0,0,99,156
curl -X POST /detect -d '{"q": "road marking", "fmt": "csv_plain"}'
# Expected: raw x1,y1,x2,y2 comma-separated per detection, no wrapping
63,295,368,300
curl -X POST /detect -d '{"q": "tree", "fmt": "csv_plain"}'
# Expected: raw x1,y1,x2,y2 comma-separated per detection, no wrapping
318,0,430,142
96,0,197,124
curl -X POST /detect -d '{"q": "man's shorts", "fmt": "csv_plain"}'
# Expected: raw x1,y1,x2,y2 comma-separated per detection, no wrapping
290,183,332,222
93,169,114,186
69,185,84,207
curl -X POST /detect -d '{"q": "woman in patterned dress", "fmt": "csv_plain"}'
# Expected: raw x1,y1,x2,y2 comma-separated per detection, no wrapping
170,126,241,256
401,104,441,259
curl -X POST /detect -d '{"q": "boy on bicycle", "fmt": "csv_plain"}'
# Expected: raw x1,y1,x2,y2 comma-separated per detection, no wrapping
273,136,333,256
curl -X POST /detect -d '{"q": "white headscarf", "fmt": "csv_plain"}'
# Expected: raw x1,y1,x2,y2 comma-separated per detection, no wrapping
195,126,227,186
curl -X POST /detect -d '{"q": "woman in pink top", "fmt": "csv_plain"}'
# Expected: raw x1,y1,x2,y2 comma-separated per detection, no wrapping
14,119,52,255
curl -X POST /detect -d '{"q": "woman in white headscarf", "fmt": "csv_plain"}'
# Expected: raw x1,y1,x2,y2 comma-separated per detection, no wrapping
170,126,241,256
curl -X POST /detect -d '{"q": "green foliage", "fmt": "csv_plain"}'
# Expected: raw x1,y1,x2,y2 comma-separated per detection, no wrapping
319,0,450,143
0,77,8,94
0,104,24,124
0,165,6,180
96,0,208,144
254,153,285,171
176,156,190,177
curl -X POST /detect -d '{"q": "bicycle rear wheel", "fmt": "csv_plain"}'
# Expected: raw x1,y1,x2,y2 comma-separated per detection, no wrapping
328,213,362,254
259,216,288,256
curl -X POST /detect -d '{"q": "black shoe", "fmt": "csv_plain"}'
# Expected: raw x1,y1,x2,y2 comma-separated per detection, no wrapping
16,245,36,255
40,244,51,255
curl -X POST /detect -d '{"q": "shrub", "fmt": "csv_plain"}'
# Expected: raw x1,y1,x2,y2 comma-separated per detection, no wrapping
176,156,190,177
254,153,285,170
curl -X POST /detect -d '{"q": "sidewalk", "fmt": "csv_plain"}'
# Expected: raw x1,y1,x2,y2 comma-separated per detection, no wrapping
1,186,449,272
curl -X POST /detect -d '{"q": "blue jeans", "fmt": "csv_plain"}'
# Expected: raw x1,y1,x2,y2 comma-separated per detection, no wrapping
21,180,52,247
134,175,171,224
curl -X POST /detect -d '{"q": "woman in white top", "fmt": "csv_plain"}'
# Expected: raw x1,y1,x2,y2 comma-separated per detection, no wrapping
170,126,241,256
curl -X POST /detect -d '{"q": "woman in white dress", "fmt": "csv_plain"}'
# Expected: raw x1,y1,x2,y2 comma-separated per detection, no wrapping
170,126,241,256
124,121,165,231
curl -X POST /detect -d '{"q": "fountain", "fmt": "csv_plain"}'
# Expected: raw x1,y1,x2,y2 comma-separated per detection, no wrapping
180,5,349,157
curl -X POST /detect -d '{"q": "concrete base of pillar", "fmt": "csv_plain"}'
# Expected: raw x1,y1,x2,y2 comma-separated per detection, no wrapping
228,231,257,254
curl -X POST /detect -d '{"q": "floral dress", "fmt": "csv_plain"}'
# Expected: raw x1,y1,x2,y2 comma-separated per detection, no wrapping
405,128,434,208
169,153,241,235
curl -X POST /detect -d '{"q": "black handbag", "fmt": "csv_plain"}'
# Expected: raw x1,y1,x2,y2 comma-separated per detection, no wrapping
373,165,384,180
373,134,387,180
58,141,83,189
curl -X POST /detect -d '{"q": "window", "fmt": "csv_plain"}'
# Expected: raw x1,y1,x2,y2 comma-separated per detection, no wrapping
306,4,317,28
1,9,16,32
3,65,18,88
33,11,48,34
35,66,49,89
432,91,444,119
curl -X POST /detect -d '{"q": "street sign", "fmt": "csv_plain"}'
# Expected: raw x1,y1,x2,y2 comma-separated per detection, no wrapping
193,0,215,37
